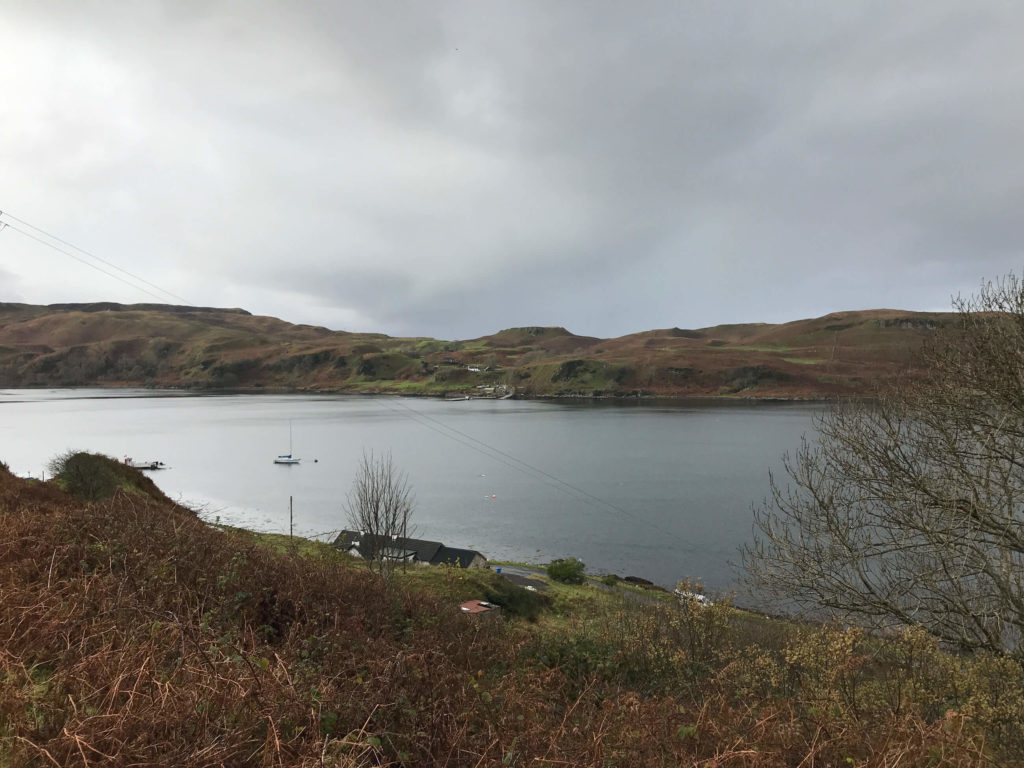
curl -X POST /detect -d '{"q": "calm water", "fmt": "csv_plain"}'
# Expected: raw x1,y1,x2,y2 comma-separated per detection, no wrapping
0,389,822,596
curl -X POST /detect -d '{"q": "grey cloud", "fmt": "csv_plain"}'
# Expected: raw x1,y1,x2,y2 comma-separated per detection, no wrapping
263,264,416,322
3,1,1024,339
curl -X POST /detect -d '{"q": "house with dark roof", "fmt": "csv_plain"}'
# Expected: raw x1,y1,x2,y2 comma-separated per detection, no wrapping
333,530,487,569
433,546,487,569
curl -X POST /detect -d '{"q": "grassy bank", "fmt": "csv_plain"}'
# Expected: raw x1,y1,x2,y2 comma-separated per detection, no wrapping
1,455,1021,766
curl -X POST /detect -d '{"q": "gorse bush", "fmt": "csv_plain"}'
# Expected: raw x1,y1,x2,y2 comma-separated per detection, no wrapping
546,557,586,584
46,450,170,503
47,450,134,500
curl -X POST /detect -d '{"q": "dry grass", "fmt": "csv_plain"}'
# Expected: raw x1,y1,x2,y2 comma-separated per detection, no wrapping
0,460,1014,766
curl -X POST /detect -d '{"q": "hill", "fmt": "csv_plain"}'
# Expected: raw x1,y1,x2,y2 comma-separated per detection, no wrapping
0,302,953,397
0,456,1012,765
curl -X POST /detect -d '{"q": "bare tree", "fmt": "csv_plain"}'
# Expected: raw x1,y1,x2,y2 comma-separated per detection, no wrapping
745,276,1024,657
345,450,414,581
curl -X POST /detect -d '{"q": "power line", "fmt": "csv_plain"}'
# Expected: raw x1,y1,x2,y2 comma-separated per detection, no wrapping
376,397,577,495
2,222,174,303
0,209,190,305
377,397,690,548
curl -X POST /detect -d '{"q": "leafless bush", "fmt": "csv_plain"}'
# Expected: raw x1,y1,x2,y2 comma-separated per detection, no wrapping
746,275,1024,656
345,450,414,583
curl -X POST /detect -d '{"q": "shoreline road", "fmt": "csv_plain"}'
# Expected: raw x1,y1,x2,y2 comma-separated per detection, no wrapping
493,565,667,602
493,564,549,591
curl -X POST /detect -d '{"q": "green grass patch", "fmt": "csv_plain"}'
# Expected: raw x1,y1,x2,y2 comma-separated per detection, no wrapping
225,527,352,561
716,344,793,352
372,380,447,393
410,339,448,356
782,357,825,365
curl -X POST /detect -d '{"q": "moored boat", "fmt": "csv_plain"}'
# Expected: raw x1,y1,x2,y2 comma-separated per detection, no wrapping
124,457,167,470
274,421,300,464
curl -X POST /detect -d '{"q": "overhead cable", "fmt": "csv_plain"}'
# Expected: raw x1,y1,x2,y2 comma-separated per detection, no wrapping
378,397,690,548
1,221,175,303
0,209,190,305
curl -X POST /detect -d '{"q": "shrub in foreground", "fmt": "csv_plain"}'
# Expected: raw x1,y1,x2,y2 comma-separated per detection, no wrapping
46,450,169,502
47,450,130,500
547,557,586,584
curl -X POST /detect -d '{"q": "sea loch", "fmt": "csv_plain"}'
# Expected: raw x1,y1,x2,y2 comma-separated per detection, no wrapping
0,389,822,597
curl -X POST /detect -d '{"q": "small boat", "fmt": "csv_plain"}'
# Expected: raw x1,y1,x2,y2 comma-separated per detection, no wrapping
124,457,167,470
274,421,300,465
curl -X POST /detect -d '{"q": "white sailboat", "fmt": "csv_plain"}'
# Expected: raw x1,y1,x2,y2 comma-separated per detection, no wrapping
274,421,300,465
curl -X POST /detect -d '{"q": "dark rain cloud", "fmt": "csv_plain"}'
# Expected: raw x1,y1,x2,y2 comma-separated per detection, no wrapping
1,1,1022,339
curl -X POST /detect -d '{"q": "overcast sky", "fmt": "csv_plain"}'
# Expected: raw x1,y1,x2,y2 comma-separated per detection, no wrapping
1,1,1021,340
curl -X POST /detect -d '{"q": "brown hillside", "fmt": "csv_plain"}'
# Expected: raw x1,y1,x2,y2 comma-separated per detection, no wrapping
473,326,602,354
0,302,954,397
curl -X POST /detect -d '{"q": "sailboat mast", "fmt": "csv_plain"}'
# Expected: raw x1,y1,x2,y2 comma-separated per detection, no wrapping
273,419,300,464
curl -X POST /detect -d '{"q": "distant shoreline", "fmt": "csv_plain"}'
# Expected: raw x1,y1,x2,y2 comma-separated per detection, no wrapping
2,383,837,404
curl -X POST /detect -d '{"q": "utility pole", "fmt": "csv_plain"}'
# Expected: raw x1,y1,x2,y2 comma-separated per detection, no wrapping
289,496,293,540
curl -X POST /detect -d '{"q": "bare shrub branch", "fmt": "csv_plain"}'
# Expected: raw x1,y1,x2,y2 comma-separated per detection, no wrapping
344,450,414,583
746,275,1024,656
